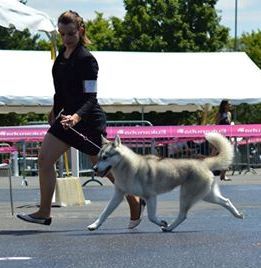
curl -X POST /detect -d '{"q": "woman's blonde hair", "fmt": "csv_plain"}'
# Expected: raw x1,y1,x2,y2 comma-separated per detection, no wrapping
58,10,91,46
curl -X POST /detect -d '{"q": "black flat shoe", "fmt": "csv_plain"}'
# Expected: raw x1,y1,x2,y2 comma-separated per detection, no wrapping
16,213,52,226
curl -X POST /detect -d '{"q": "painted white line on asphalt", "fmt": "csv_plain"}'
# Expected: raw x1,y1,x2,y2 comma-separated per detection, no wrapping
0,257,32,261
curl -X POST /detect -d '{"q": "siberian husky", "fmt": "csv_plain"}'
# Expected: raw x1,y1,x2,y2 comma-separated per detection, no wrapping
88,133,244,232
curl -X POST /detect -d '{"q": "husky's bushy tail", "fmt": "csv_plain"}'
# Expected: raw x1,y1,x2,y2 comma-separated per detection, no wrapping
203,132,234,171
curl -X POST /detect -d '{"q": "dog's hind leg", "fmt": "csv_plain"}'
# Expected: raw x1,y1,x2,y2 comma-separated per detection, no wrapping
162,181,209,232
88,188,125,231
161,193,189,232
203,182,244,219
146,196,168,228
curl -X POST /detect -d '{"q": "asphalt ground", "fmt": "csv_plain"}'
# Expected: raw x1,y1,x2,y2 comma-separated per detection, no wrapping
0,169,261,268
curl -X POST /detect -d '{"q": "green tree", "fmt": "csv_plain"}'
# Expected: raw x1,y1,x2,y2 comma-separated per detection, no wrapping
0,26,51,50
179,0,229,51
226,30,261,69
0,26,36,50
120,0,181,51
0,0,51,51
118,0,228,52
0,113,48,126
240,31,261,69
235,103,261,124
86,12,122,51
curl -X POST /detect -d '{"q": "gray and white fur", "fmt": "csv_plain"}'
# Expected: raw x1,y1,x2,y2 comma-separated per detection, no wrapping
88,132,243,232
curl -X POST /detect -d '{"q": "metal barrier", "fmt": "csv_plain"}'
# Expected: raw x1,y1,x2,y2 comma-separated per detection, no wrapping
105,136,261,175
232,138,261,174
157,138,261,175
1,124,260,177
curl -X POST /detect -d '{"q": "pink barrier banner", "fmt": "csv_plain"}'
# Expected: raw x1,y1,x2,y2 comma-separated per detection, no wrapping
0,126,48,142
107,124,261,139
0,146,17,153
0,124,261,142
236,137,261,145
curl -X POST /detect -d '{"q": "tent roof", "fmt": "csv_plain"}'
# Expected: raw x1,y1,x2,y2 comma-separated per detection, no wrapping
0,50,260,114
0,0,56,33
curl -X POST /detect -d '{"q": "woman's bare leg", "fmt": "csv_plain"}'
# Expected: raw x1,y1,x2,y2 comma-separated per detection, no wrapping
211,146,231,181
31,133,69,218
89,155,141,220
220,170,231,181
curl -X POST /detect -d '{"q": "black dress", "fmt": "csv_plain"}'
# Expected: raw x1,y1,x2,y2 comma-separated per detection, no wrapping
48,44,106,155
218,112,231,125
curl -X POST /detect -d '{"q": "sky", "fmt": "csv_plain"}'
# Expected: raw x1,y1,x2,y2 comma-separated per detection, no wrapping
27,0,261,37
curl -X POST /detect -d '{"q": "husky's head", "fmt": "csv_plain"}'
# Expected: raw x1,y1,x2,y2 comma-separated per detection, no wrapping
93,135,122,177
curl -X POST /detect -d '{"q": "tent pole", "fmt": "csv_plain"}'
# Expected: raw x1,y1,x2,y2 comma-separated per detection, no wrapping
201,104,211,125
141,106,144,124
45,32,57,60
233,105,237,123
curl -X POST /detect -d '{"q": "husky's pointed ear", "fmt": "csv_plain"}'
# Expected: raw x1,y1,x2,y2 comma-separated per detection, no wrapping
101,135,109,145
114,135,121,147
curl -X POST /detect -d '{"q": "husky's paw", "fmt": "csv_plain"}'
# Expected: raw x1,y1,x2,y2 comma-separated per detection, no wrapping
161,225,172,232
160,220,168,228
87,223,99,231
238,212,244,219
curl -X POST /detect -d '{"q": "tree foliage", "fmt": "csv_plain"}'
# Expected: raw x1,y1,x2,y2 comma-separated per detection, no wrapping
234,103,261,124
0,26,51,50
0,0,235,53
86,12,121,51
0,113,48,126
178,0,229,51
240,31,261,69
226,30,261,69
96,103,261,126
0,1,51,50
116,0,229,51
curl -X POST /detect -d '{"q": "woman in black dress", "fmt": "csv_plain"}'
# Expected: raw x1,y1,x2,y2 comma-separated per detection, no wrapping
17,11,144,228
215,99,232,181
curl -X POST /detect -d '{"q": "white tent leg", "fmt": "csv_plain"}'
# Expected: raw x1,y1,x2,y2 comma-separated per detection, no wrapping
71,148,79,177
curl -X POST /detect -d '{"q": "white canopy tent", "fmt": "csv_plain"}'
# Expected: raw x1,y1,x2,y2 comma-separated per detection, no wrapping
0,0,58,114
0,1,260,115
0,0,57,61
0,50,260,115
0,0,56,34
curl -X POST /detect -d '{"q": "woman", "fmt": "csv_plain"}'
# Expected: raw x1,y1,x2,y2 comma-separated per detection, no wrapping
17,10,144,229
216,99,232,126
215,99,232,181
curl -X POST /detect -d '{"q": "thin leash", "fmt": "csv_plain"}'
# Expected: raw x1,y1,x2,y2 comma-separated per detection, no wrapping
68,126,102,150
56,109,102,150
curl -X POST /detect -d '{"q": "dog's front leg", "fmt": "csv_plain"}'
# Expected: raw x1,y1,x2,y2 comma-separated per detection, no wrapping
88,188,125,231
146,196,168,228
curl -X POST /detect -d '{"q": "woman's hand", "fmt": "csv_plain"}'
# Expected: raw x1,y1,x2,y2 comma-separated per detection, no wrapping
60,113,81,129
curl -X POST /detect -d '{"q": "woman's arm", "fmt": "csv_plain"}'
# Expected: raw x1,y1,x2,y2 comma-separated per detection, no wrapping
75,54,99,118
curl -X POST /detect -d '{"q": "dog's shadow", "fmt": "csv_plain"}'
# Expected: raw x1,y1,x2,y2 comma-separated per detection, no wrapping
67,229,202,237
0,228,202,237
